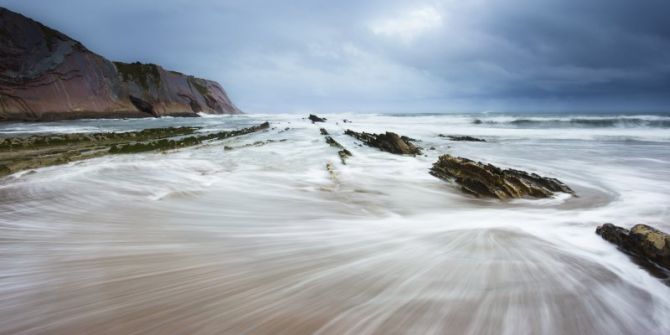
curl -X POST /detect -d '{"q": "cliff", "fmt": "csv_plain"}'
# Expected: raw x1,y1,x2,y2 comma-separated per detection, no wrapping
0,7,241,122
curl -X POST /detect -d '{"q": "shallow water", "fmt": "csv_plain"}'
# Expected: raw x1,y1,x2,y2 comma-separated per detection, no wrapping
1,113,670,334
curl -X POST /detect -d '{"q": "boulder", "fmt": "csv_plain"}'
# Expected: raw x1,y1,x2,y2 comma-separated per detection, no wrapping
344,130,421,155
430,154,574,199
0,7,241,121
308,114,327,123
596,223,670,270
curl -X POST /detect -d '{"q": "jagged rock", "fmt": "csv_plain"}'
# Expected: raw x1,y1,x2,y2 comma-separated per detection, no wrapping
319,128,352,164
309,114,327,123
344,130,421,155
597,223,670,270
440,135,486,142
430,154,574,199
0,7,241,121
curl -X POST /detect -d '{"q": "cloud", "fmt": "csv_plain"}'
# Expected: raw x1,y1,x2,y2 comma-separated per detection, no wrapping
1,0,669,112
369,6,443,43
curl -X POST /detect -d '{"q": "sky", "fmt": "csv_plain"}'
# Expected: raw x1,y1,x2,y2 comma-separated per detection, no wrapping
2,0,670,113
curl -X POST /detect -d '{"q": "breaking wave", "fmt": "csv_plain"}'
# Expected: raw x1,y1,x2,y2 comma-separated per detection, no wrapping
474,115,670,128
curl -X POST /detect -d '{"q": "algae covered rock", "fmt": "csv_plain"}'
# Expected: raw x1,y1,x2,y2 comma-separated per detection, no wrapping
430,154,574,199
597,223,670,270
344,130,421,155
319,128,352,164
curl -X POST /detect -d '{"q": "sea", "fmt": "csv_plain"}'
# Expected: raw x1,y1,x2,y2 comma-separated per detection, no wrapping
1,112,669,334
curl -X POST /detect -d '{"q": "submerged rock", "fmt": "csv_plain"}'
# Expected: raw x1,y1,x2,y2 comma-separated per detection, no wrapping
344,130,421,155
0,8,241,121
430,154,574,199
319,128,352,164
440,135,487,142
309,114,327,123
597,223,670,271
0,122,270,177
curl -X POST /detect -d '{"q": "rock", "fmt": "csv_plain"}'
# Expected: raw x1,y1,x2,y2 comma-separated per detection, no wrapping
430,154,574,199
344,130,421,155
319,128,352,164
0,122,270,177
338,149,352,164
0,164,10,175
0,7,241,121
596,223,670,270
308,114,327,123
440,135,486,142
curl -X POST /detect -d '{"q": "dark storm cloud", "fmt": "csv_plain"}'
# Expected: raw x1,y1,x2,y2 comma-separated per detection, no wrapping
1,0,669,112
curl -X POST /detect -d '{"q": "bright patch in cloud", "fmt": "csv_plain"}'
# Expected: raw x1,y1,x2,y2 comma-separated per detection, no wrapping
370,6,443,43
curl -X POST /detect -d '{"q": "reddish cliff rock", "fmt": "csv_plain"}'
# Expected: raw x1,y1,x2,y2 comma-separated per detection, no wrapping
0,7,241,121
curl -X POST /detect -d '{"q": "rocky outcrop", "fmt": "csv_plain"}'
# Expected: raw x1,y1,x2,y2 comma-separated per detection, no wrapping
596,223,670,271
0,121,269,177
320,128,352,164
309,114,327,123
0,7,241,122
430,155,574,199
440,135,486,142
345,130,421,155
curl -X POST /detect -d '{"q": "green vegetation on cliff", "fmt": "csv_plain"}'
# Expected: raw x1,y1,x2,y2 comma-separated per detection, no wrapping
114,62,161,90
189,77,210,96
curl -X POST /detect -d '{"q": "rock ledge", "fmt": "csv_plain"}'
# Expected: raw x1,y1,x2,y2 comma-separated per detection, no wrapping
430,154,574,199
596,223,670,271
345,130,421,155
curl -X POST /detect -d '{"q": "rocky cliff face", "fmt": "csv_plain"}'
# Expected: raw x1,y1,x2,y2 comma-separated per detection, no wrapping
0,7,241,121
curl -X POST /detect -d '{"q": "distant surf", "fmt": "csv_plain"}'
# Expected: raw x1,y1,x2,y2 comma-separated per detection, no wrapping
473,115,670,128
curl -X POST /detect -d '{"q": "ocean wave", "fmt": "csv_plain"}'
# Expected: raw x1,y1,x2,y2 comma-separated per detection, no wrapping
475,116,670,128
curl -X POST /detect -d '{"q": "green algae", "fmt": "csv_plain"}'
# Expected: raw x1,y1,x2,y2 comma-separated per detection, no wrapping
0,122,270,178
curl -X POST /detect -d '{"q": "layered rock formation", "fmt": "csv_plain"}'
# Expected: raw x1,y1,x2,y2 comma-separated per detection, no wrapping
345,130,421,155
320,128,352,164
0,122,269,177
430,155,574,199
596,223,670,271
0,7,241,121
